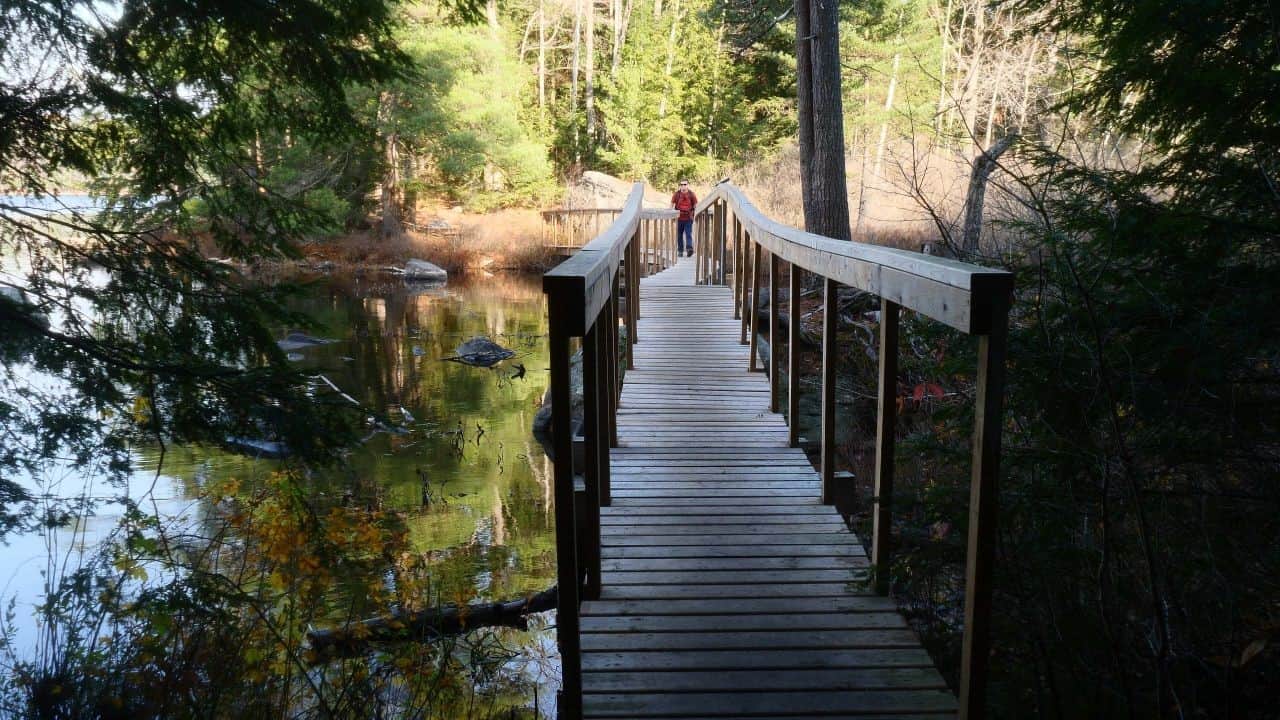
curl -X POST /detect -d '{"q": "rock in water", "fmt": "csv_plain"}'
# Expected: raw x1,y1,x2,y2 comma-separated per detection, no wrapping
278,331,335,351
451,336,516,367
402,259,448,283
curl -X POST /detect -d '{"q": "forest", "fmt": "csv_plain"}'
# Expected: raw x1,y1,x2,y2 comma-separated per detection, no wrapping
1,0,1278,718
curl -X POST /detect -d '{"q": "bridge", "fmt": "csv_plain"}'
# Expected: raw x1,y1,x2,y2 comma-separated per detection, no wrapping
542,183,1012,719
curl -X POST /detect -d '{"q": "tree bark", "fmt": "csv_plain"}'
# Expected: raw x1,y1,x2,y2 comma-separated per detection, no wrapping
873,51,901,180
486,0,499,38
378,91,402,240
796,0,851,239
586,0,597,140
657,0,680,119
571,0,583,160
307,586,559,662
961,133,1016,255
537,0,547,120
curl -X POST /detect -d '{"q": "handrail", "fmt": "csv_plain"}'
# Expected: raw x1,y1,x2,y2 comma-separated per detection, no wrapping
695,183,1010,334
541,183,678,719
692,182,1012,720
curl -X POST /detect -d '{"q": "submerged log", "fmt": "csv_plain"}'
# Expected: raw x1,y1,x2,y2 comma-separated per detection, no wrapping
306,586,557,663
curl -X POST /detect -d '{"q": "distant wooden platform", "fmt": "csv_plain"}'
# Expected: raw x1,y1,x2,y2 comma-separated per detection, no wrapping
579,258,956,718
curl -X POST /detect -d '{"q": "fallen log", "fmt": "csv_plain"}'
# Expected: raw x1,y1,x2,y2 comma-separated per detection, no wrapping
306,586,557,663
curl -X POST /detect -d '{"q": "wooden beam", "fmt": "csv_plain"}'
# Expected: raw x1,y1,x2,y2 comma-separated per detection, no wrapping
820,277,838,503
788,262,802,447
872,299,899,595
959,298,1010,720
547,312,581,716
769,251,781,412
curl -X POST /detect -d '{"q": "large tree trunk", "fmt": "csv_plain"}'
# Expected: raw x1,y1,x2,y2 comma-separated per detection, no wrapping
378,91,402,240
571,0,583,160
537,0,547,120
486,0,499,37
657,0,680,118
795,0,851,240
960,133,1016,255
586,0,596,141
873,50,900,179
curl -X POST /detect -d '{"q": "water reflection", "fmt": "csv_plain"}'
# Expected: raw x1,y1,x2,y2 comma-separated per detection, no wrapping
2,271,557,713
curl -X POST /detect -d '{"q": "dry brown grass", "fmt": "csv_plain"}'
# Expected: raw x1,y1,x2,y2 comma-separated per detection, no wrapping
298,207,557,274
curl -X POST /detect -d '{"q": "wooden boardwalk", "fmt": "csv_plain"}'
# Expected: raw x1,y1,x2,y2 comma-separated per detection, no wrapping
578,257,957,718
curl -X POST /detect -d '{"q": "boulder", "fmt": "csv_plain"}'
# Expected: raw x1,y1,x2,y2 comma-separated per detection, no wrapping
449,336,516,367
278,331,335,351
531,348,584,461
403,259,448,283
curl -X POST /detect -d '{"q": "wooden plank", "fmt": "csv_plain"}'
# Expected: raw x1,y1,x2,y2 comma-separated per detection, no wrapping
580,613,906,633
580,629,923,651
597,583,860,600
581,648,938,672
581,691,956,717
581,667,946,693
585,598,899,616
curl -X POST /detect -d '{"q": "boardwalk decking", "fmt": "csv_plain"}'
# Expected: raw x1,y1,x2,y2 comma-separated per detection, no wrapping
577,258,957,718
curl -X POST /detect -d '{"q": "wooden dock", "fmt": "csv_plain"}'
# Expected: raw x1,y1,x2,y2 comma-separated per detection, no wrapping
577,258,956,718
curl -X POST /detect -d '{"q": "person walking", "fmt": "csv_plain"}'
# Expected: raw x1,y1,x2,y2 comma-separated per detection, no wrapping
671,180,698,257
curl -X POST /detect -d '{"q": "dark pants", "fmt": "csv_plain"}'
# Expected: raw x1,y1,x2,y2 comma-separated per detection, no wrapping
677,219,693,255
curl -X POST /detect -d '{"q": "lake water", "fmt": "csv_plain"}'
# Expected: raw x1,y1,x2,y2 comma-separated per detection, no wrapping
0,270,560,716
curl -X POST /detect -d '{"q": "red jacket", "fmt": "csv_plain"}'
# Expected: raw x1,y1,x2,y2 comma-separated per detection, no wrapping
671,189,698,221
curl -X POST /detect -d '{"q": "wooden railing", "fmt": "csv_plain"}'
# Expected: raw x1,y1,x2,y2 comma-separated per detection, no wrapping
541,207,622,249
692,182,1013,719
542,184,675,719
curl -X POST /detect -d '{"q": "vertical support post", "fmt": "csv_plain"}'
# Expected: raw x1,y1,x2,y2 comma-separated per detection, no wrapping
788,262,802,447
740,232,752,345
547,310,581,717
716,202,726,284
769,251,781,411
695,211,706,283
608,272,621,447
748,242,763,371
737,217,747,317
631,231,641,323
581,317,603,601
624,244,636,371
872,299,900,595
819,277,838,503
959,300,1010,720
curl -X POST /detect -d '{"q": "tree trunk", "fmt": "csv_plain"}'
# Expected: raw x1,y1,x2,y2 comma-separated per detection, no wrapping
537,0,547,122
795,0,851,239
486,0,499,37
873,51,900,179
307,587,559,662
378,91,402,240
586,0,596,140
855,84,871,234
657,0,680,118
961,133,1016,255
571,0,583,160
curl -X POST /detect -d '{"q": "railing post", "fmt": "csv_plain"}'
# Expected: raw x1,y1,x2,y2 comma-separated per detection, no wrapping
769,251,781,411
872,299,900,595
547,309,581,718
581,315,604,601
959,298,1010,720
631,230,641,323
788,263,802,447
819,277,838,503
716,201,727,284
608,272,621,446
740,232,752,345
737,217,747,317
749,241,763,371
624,244,636,371
695,211,706,282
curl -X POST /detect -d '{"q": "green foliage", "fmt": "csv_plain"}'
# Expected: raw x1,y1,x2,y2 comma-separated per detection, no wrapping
376,22,556,210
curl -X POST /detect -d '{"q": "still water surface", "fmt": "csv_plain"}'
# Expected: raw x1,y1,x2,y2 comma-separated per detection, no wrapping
1,270,559,714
